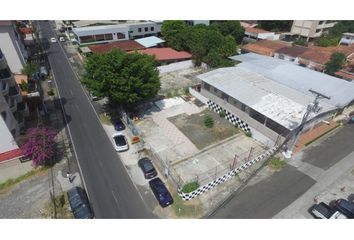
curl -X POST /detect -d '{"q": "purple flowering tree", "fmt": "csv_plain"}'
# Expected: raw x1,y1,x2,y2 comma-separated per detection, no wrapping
21,125,57,168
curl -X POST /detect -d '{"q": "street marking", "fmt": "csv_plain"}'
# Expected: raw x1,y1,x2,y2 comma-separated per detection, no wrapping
111,190,120,208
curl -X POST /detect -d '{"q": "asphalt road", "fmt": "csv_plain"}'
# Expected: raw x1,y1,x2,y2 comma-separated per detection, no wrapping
37,21,153,218
210,124,354,219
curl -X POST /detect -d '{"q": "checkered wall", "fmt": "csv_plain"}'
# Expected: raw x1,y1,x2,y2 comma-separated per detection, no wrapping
178,146,277,201
207,100,251,133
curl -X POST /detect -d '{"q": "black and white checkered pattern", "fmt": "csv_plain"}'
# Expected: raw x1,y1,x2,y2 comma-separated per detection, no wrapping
207,100,251,133
178,146,277,201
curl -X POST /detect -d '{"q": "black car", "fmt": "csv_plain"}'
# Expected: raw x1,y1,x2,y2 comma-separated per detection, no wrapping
112,118,125,131
67,187,94,219
310,202,335,219
138,158,158,179
331,199,354,218
149,178,173,208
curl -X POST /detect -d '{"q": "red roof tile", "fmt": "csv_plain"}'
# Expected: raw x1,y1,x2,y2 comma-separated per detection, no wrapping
245,27,271,34
335,71,354,80
242,40,291,56
132,48,192,62
0,148,23,163
89,40,145,54
19,27,32,34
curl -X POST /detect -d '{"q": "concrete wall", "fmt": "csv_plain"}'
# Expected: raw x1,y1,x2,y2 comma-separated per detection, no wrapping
128,22,161,39
201,88,283,143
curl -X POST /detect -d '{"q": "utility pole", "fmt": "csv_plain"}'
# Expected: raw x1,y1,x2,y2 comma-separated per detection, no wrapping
284,89,331,157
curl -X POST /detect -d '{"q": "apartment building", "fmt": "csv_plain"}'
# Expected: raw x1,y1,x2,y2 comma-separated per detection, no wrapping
0,48,26,138
290,20,337,41
0,21,28,73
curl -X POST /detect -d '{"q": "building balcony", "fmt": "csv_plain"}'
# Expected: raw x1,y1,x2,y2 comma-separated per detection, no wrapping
0,67,12,81
9,85,23,102
1,81,9,95
17,101,29,117
9,98,17,112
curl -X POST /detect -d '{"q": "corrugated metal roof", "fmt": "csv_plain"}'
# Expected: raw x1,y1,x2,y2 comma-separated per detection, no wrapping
198,53,354,130
135,36,165,48
230,53,354,108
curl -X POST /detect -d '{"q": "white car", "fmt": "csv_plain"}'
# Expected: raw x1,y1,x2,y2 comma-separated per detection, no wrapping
112,133,129,152
50,37,57,43
59,37,65,42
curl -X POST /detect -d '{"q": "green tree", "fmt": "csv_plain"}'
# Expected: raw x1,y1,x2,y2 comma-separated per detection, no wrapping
161,20,189,51
315,34,341,47
257,21,292,32
82,50,161,108
325,52,346,75
21,62,38,76
210,20,245,44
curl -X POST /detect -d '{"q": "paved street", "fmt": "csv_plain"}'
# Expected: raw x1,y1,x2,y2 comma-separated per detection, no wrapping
210,124,354,218
37,21,153,218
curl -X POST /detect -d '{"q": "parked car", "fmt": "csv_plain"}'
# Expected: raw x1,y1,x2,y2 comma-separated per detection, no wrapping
50,37,57,43
138,157,157,179
67,187,93,219
331,199,354,218
112,133,129,152
59,36,65,42
112,117,125,131
311,202,335,219
149,177,173,207
39,66,48,78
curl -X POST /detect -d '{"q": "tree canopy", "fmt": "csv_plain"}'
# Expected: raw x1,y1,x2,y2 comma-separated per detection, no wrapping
22,126,57,168
82,50,161,108
161,21,238,68
315,21,354,47
210,20,245,44
257,21,292,32
325,52,347,75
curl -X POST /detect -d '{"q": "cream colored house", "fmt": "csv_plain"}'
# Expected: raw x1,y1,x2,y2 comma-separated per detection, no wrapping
290,20,337,41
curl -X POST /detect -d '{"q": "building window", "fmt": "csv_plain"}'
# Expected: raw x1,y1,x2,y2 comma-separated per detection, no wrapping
249,108,266,124
221,93,229,102
0,68,11,79
231,97,243,110
1,111,6,121
145,27,148,32
104,34,113,40
79,35,95,43
203,82,210,91
116,32,126,39
319,21,324,25
138,28,142,32
265,118,290,136
241,103,247,112
150,27,154,31
94,34,105,41
213,87,219,94
316,29,322,33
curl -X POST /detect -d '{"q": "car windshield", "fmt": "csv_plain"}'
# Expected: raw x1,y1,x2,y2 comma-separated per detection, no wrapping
143,162,154,172
114,135,126,146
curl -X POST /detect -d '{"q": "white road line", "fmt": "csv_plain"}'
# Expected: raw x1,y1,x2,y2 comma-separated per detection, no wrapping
111,190,120,207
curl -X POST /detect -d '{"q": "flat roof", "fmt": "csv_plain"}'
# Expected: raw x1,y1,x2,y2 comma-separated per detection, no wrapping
198,53,354,130
135,36,165,48
72,24,129,36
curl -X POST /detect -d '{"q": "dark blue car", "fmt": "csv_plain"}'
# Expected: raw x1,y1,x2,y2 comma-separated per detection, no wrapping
67,187,94,219
112,118,125,131
149,178,173,207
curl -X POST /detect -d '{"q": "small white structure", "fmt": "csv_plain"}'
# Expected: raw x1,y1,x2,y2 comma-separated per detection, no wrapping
244,27,277,41
339,33,354,46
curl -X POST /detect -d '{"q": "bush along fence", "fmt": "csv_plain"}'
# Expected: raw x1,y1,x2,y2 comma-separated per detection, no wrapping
177,146,277,201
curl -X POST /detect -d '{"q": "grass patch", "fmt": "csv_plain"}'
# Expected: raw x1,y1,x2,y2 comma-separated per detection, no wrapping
304,124,340,146
172,193,202,218
219,110,226,118
204,115,214,128
47,89,55,96
268,157,286,170
182,181,199,193
41,192,73,219
99,113,112,125
0,167,47,194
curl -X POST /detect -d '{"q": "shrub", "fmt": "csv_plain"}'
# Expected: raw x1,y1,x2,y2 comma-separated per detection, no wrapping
182,181,199,193
268,157,286,170
219,110,226,118
245,131,252,137
47,89,55,96
204,115,214,128
184,87,190,96
166,91,173,98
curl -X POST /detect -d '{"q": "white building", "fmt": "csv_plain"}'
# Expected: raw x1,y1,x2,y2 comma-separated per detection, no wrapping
0,21,28,74
244,27,278,41
71,21,163,45
290,20,337,41
339,33,354,46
